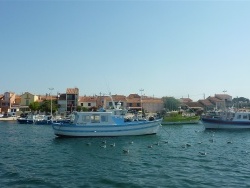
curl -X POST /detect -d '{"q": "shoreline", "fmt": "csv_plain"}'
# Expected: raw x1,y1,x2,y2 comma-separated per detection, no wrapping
0,117,17,121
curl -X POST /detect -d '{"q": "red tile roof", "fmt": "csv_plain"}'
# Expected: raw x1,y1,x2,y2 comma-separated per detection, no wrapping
105,95,127,102
127,94,140,99
198,99,213,106
79,96,97,102
66,88,79,94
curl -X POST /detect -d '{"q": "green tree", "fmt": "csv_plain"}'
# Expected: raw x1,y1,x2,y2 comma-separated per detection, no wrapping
76,106,88,112
29,101,40,112
39,100,58,114
162,97,181,111
232,97,250,108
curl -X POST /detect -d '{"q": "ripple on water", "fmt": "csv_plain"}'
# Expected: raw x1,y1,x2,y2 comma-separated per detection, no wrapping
1,122,250,187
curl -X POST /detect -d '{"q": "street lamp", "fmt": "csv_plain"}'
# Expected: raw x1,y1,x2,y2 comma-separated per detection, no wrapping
49,88,54,116
139,89,144,112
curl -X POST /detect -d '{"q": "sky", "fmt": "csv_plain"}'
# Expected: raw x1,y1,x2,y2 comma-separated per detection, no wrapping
1,0,250,101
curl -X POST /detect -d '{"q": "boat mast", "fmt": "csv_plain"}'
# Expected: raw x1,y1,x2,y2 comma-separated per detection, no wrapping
109,93,116,109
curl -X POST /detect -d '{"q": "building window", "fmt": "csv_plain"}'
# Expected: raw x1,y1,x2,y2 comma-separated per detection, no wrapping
81,103,83,107
88,103,91,107
67,94,75,100
26,100,29,106
137,103,140,107
129,103,132,107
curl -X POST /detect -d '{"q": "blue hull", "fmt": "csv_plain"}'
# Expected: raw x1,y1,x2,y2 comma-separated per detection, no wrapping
202,117,250,125
17,119,34,124
35,120,52,125
201,117,250,129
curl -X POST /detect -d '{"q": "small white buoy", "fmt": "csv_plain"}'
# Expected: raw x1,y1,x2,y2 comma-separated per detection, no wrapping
110,143,115,147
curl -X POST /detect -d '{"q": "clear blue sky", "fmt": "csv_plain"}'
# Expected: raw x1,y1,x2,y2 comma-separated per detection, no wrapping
1,0,250,101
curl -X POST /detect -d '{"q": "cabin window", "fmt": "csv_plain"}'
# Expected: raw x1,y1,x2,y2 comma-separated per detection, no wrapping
82,115,90,123
101,115,108,122
243,115,248,119
74,114,79,123
237,115,241,119
91,115,100,123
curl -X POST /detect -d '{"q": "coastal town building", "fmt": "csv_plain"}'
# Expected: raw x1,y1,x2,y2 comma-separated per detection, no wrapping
78,96,97,108
142,97,164,113
20,92,38,106
126,94,142,111
57,94,67,115
0,92,20,115
57,88,79,115
66,87,79,113
0,88,237,117
103,94,127,109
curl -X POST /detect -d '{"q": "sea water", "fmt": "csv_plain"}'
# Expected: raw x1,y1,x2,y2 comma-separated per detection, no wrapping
0,121,250,188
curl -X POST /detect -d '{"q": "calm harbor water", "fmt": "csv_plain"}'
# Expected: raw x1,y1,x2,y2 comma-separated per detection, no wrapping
0,121,250,188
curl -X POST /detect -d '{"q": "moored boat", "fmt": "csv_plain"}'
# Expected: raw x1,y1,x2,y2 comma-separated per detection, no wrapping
161,111,200,125
17,114,36,124
52,102,162,137
35,115,53,125
201,109,250,129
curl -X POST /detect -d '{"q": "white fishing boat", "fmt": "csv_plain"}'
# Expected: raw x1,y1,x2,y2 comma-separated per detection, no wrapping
52,100,162,137
201,108,250,129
